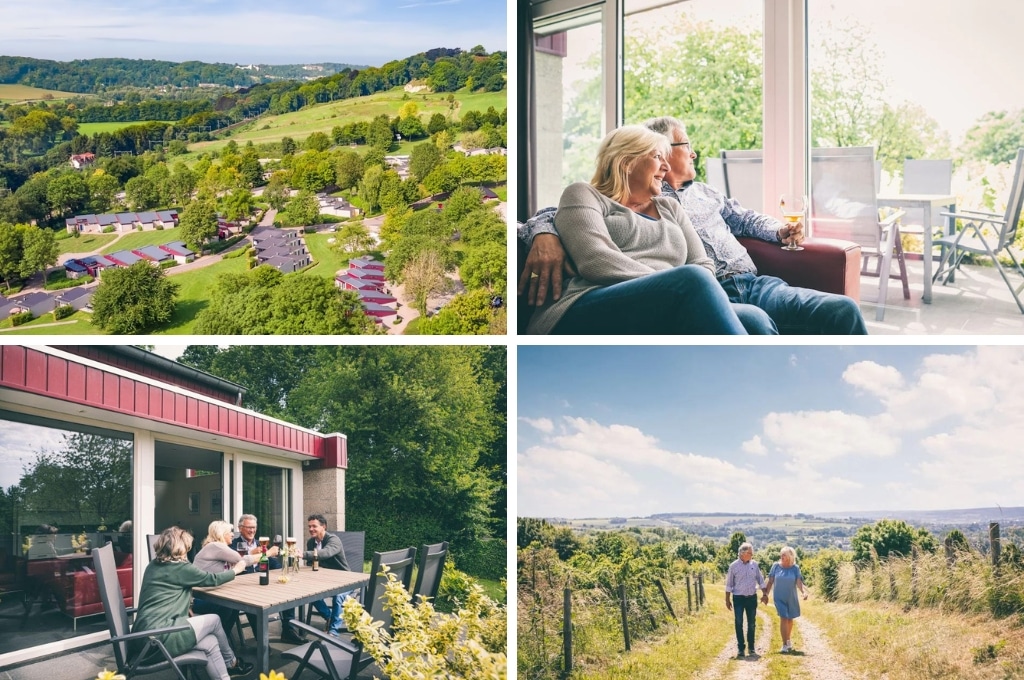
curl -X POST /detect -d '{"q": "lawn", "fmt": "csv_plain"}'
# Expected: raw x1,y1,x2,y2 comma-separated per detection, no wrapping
186,87,507,156
99,227,184,254
0,310,103,335
303,231,352,280
157,256,249,334
57,232,118,257
77,121,173,135
0,83,82,102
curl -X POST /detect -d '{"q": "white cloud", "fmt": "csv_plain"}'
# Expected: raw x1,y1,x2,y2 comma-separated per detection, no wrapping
520,417,555,434
742,435,767,455
842,360,904,397
760,410,900,464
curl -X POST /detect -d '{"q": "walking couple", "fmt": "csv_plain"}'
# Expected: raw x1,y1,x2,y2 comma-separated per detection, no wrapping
725,542,808,657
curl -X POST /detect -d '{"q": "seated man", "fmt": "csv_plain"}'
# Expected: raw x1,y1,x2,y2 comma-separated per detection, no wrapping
519,116,867,335
234,513,303,644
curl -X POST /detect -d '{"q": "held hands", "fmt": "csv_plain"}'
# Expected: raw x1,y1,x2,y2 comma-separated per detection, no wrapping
761,594,769,605
518,234,576,306
780,221,805,247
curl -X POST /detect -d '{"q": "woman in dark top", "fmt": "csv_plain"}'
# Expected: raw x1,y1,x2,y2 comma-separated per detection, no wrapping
131,527,253,679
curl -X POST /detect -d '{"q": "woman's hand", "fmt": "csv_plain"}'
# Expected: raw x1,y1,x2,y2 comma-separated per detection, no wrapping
232,560,247,574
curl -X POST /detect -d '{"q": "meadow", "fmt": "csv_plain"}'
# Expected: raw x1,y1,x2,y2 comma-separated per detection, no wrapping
76,120,173,135
0,83,82,102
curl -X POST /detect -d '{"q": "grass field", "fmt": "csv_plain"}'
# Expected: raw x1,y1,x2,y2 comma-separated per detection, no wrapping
99,227,183,254
157,256,249,335
57,232,118,257
303,231,352,280
77,121,173,135
0,310,102,335
185,87,506,156
0,83,82,102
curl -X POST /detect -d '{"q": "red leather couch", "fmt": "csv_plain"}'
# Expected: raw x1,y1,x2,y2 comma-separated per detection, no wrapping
27,551,134,629
517,237,862,333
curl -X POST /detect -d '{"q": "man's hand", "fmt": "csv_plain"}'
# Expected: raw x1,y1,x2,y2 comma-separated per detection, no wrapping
779,220,805,247
761,594,769,605
518,233,576,306
725,596,733,612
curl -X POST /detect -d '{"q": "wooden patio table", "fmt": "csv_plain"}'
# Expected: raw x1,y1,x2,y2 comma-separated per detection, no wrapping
194,569,369,674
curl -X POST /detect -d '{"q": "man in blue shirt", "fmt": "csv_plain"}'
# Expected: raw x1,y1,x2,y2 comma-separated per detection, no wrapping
725,542,768,658
518,116,868,335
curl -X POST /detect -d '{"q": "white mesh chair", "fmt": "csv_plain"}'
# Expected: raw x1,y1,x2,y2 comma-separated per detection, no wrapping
900,158,953,256
720,149,764,213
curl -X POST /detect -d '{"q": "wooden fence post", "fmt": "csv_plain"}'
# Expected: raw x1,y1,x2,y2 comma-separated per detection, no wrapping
911,546,919,605
888,559,897,601
944,536,954,568
563,587,572,676
990,522,1001,571
618,583,631,652
686,574,692,614
656,579,676,619
698,572,706,607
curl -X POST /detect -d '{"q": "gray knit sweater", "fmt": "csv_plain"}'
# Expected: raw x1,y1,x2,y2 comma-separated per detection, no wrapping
526,182,716,334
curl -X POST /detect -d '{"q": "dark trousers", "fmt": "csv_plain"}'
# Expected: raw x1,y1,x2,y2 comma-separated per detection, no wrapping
733,594,758,652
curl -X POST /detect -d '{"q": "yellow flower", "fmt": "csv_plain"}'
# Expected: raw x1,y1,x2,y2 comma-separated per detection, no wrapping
259,671,286,680
97,670,126,680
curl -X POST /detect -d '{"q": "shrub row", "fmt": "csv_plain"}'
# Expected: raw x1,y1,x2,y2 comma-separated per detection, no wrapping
45,272,94,291
455,538,506,581
53,304,74,320
10,311,33,326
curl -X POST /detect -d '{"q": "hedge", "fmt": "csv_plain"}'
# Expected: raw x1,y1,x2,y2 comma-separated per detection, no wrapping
346,507,446,563
10,312,33,326
53,304,74,320
453,538,506,581
45,272,93,291
159,260,179,269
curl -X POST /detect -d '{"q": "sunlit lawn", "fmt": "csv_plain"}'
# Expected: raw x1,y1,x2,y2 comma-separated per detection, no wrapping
157,256,249,334
0,310,103,335
57,232,118,256
77,121,173,135
100,227,184,254
303,231,351,279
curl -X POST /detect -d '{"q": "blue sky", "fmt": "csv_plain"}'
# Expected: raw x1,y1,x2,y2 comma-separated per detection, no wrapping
518,345,1024,518
0,0,506,65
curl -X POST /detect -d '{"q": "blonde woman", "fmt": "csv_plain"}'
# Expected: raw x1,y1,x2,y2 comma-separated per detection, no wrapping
193,521,255,640
525,125,746,335
131,527,252,679
763,546,809,653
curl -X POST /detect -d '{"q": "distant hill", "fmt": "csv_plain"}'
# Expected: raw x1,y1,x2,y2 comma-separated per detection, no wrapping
816,507,1024,524
0,56,366,93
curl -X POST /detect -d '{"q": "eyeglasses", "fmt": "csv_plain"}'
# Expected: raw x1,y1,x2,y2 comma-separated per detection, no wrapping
670,141,692,151
240,525,256,530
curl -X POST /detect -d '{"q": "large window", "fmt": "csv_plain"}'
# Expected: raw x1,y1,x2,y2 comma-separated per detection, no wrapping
242,462,291,543
0,412,133,657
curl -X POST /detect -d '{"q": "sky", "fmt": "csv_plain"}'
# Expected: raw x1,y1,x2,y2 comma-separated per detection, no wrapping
0,0,507,65
518,345,1024,519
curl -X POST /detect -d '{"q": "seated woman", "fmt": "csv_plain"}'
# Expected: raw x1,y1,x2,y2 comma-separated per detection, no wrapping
130,526,253,679
193,520,255,645
526,125,747,335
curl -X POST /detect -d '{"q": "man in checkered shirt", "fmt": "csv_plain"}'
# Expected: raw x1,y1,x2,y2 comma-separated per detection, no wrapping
725,542,768,657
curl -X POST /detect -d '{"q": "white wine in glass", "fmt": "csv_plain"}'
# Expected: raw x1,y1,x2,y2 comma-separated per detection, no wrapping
778,193,806,252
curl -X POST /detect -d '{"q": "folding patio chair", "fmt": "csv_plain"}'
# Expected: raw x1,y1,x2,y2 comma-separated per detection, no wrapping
719,149,764,213
93,543,206,680
285,547,418,680
900,158,953,257
932,148,1024,314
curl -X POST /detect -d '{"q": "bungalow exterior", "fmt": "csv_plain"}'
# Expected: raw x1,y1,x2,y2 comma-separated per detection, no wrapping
349,256,384,272
348,267,385,283
78,255,117,277
159,241,195,264
55,286,93,311
115,213,138,232
63,260,89,280
11,292,54,317
263,254,311,273
136,212,159,230
357,289,397,305
107,250,142,267
0,345,349,667
155,209,180,227
69,153,96,170
335,273,382,292
361,302,398,320
133,246,172,264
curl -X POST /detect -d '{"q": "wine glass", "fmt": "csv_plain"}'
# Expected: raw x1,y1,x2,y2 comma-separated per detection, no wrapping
778,193,806,252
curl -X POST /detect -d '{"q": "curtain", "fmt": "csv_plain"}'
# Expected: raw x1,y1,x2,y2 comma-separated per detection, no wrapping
517,1,537,222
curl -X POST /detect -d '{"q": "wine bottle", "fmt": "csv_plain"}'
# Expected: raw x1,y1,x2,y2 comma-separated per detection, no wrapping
258,547,270,586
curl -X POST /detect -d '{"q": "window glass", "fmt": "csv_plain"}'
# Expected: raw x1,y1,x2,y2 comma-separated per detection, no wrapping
0,413,133,658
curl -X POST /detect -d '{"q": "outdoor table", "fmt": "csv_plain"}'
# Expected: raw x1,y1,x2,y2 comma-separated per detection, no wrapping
194,569,369,674
876,193,956,304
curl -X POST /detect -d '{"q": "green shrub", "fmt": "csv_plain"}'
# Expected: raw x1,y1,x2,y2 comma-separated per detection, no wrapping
435,560,477,613
45,271,93,291
53,304,74,320
102,226,115,234
10,311,33,326
348,507,445,560
223,244,252,259
155,224,164,230
455,538,506,581
159,260,179,269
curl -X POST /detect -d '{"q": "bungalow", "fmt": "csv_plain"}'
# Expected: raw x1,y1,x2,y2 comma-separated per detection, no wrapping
63,259,89,280
357,289,397,305
335,273,382,292
65,214,98,233
217,218,240,240
262,254,311,274
107,250,142,267
316,193,362,219
159,241,195,264
12,292,54,317
55,286,93,311
78,255,117,276
115,213,138,232
97,214,119,231
349,256,384,272
361,302,398,320
69,153,96,170
348,267,385,283
0,345,349,668
155,209,179,227
133,246,172,264
136,211,159,230
0,300,18,317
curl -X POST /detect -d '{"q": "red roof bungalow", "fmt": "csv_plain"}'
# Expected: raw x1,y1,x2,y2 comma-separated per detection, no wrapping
133,246,172,264
357,289,397,305
63,259,90,279
348,267,385,283
361,302,398,320
107,250,143,267
159,241,195,264
70,153,96,170
349,256,384,272
78,255,117,276
335,273,382,291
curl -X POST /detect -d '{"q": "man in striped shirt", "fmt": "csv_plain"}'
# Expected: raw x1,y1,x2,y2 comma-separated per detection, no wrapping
725,542,768,657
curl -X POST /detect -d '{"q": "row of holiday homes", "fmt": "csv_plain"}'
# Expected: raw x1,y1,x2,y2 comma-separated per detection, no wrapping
335,255,399,324
64,241,196,278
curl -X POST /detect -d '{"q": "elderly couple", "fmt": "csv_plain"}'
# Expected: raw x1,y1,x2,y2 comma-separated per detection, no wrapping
518,116,868,335
726,542,808,657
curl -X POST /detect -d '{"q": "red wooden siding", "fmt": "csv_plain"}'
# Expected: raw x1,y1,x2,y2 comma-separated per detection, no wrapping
0,347,340,465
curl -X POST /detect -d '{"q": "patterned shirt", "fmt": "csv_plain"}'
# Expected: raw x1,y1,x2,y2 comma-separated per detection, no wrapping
725,558,767,596
518,181,785,280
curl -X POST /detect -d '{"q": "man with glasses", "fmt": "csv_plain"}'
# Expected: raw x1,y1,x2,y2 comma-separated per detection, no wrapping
519,116,867,335
234,514,303,645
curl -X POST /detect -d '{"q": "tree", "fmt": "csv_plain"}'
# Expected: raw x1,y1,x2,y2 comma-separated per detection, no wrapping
20,225,58,280
166,162,197,206
367,115,394,151
237,149,264,187
124,175,160,211
409,142,442,183
402,248,452,317
306,131,332,152
335,221,374,253
420,289,498,335
851,519,937,562
0,221,25,290
359,165,386,213
280,136,297,155
442,186,483,227
334,150,365,191
427,113,448,135
460,242,506,293
962,110,1024,165
46,172,89,218
87,171,121,212
377,170,407,212
221,187,254,222
284,189,320,226
178,200,218,250
91,260,179,334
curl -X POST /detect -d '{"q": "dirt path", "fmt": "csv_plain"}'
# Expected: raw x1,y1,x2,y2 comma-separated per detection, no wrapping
697,608,772,680
790,615,862,680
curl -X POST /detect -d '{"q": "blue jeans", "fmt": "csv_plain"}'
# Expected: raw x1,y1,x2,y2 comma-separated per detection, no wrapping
732,594,758,654
312,590,354,635
720,273,867,335
552,265,748,335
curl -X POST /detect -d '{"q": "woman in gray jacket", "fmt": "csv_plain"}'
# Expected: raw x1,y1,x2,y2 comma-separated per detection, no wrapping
193,520,255,646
